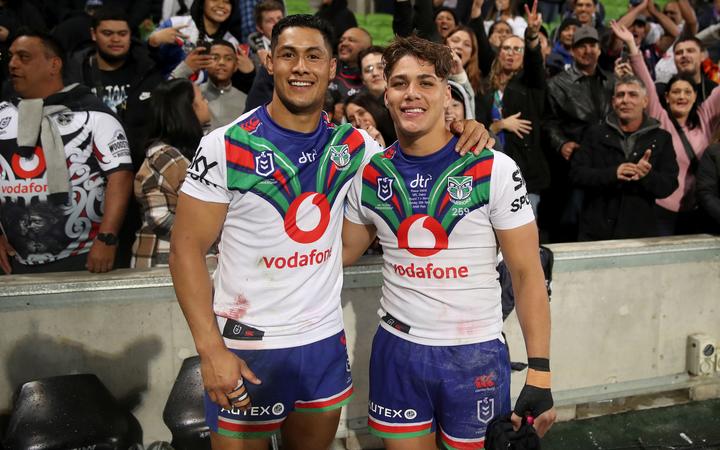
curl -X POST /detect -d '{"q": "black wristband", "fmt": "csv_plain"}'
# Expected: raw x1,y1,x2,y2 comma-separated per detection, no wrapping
528,357,550,372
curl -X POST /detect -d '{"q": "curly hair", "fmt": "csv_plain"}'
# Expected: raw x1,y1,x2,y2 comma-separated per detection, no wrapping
383,35,453,81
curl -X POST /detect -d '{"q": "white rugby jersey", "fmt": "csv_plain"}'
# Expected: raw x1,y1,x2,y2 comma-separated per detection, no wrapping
0,102,132,265
181,106,382,350
345,138,535,346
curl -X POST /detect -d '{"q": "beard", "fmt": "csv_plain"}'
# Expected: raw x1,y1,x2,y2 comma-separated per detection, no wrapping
97,48,128,65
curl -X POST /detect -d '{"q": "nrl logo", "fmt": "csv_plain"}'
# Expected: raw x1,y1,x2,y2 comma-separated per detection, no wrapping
255,151,275,177
447,176,473,203
377,177,394,202
329,144,350,169
0,117,10,130
477,397,494,424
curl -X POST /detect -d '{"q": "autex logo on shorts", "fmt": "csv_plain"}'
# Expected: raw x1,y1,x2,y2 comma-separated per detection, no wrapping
369,401,417,420
224,122,365,244
221,402,285,417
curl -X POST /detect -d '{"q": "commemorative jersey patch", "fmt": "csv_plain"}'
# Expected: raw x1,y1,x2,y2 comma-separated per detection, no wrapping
223,319,265,341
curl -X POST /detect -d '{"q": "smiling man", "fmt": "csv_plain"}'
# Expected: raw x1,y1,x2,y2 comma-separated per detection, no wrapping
342,35,556,450
569,75,678,240
657,37,718,104
329,26,372,101
0,31,133,275
170,13,495,450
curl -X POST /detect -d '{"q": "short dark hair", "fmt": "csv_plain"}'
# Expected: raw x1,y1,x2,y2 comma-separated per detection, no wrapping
383,35,453,81
488,20,512,37
270,14,334,53
357,45,385,69
434,7,458,23
14,29,66,70
675,35,704,52
209,39,236,53
147,79,204,159
91,7,129,28
254,0,284,27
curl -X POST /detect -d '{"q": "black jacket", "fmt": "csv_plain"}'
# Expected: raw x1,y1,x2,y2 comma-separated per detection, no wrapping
544,64,614,152
65,42,164,170
393,0,442,43
697,143,720,231
569,114,679,241
477,44,550,193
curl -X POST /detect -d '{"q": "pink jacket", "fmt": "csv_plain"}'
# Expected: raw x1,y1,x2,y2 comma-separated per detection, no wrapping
630,53,720,212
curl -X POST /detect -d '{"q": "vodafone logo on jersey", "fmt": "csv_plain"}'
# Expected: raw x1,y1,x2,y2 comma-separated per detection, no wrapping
284,192,331,244
397,214,448,257
11,147,46,179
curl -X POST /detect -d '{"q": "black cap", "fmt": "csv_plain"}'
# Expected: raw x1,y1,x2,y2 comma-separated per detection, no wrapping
572,25,600,46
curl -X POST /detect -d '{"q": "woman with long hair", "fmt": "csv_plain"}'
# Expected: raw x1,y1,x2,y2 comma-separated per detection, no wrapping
477,2,550,216
613,21,720,234
131,79,211,268
344,91,396,147
445,25,484,97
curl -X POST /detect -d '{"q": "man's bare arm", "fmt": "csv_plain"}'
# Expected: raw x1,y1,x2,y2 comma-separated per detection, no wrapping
342,219,377,267
87,170,133,273
496,222,556,437
169,193,260,410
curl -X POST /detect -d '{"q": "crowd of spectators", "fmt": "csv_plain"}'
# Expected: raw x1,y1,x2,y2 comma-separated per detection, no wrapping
0,0,718,274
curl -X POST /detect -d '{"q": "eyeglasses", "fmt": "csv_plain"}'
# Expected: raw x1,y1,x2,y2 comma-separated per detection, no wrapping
500,45,524,54
363,62,386,74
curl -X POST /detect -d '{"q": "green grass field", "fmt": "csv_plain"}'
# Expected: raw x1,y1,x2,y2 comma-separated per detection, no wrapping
286,0,669,46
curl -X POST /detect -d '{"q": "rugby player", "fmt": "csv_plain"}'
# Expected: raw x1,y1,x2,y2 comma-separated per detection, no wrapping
342,35,557,449
169,14,494,450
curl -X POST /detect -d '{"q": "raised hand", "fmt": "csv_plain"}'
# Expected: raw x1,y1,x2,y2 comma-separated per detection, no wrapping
449,47,465,75
185,46,215,72
148,24,189,47
524,0,543,36
502,112,533,138
614,58,634,78
471,0,485,19
610,20,634,45
634,149,652,179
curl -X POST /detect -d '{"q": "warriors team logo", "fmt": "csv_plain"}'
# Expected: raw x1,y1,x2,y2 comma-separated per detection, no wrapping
477,397,494,424
0,117,10,130
447,176,473,203
55,113,74,126
329,144,351,168
254,151,275,177
377,177,394,201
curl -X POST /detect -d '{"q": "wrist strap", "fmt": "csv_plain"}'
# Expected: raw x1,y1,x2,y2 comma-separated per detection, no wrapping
528,357,550,371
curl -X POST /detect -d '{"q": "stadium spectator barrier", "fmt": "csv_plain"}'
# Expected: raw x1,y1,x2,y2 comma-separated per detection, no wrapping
1,235,719,445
